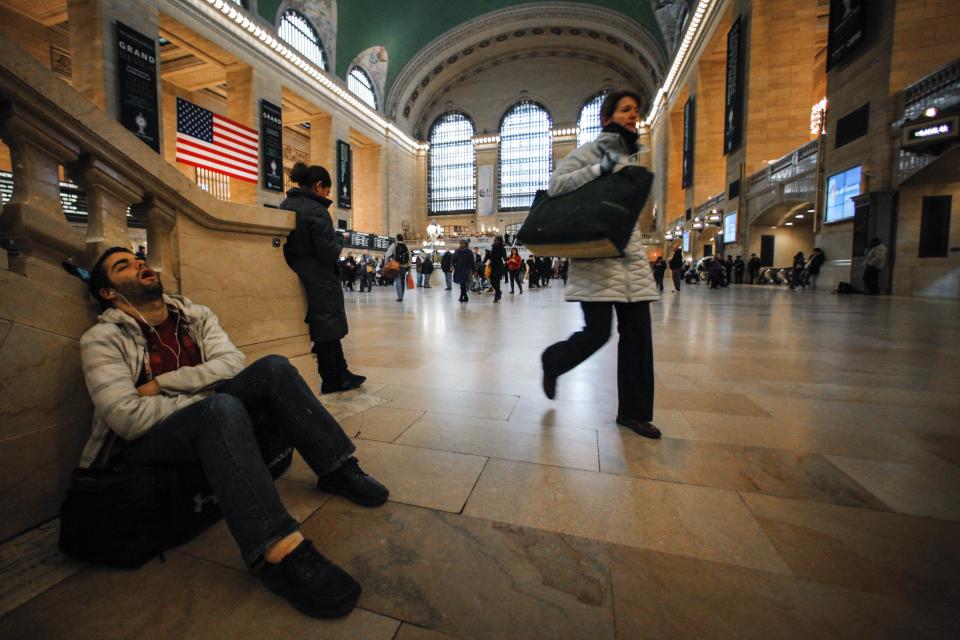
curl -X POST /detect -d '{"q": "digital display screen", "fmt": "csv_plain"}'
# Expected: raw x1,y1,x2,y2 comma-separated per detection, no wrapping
825,165,861,223
682,231,690,253
723,211,737,243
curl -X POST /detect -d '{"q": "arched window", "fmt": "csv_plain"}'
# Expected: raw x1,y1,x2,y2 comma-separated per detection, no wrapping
278,10,327,70
429,112,476,214
348,67,378,109
577,91,608,147
498,101,552,210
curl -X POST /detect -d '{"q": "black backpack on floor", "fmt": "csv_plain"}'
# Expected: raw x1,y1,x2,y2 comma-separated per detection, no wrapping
59,426,292,569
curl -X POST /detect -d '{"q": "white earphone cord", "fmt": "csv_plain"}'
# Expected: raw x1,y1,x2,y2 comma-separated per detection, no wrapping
114,290,182,367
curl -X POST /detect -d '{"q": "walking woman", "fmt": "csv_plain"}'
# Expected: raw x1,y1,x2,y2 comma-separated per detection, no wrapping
282,162,365,394
540,90,661,439
384,234,411,302
668,247,683,292
487,236,507,302
507,248,524,294
453,240,475,302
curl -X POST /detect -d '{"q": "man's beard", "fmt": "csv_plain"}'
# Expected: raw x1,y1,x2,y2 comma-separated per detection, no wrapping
113,277,163,307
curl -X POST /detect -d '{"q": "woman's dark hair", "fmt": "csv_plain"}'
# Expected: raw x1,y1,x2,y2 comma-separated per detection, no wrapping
494,235,503,245
600,90,643,124
289,162,331,189
510,247,519,255
396,234,404,242
89,246,135,311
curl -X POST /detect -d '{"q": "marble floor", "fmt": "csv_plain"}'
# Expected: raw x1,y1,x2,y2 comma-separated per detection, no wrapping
2,283,959,638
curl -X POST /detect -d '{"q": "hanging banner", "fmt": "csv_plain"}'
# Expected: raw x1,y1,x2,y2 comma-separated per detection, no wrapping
682,96,696,189
336,140,352,209
260,100,284,192
723,16,744,156
478,165,494,216
827,0,866,71
116,22,160,152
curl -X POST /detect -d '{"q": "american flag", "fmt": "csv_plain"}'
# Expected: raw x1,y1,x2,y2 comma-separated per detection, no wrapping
176,98,259,183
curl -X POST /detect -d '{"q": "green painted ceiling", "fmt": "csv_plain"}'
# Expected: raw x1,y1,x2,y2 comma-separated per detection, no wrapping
258,1,666,94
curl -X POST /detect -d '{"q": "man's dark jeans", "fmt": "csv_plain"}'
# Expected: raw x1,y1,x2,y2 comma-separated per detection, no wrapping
126,355,355,567
542,302,654,422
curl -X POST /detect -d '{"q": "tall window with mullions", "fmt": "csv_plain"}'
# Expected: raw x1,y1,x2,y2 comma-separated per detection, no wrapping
499,101,552,211
428,112,476,214
577,91,608,147
278,10,327,70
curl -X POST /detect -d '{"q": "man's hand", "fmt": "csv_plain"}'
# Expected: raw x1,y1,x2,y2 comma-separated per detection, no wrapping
137,380,160,397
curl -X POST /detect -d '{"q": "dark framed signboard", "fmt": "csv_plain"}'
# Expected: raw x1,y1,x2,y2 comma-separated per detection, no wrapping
116,22,160,152
260,100,284,192
827,0,866,71
682,97,696,189
337,140,352,209
723,16,744,156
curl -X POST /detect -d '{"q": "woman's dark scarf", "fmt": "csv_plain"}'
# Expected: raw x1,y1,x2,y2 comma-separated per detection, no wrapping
601,122,640,155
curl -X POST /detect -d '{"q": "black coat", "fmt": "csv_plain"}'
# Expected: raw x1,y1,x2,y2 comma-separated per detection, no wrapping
422,257,434,274
808,252,825,275
669,249,683,269
453,248,475,284
489,244,507,277
441,251,453,272
281,189,347,343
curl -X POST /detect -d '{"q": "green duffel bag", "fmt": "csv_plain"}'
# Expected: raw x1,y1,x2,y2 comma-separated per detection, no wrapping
517,166,653,258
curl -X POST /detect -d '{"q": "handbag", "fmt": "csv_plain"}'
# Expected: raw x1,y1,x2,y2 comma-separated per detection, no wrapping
383,259,400,278
406,271,415,289
516,166,653,258
484,263,492,279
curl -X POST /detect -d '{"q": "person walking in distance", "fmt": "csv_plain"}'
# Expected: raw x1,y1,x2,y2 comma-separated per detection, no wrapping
526,254,539,288
724,255,734,285
384,234,411,302
421,253,434,288
358,250,374,293
487,236,507,302
747,253,761,285
652,256,666,293
668,247,684,292
862,238,887,294
281,162,365,395
540,90,662,439
507,248,524,294
441,250,454,290
453,240,474,303
733,255,745,284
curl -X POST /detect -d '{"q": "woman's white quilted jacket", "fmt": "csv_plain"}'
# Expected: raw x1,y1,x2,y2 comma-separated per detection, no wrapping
547,132,660,304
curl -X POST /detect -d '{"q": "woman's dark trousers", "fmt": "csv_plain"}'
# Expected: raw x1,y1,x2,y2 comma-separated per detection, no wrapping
654,273,664,292
459,282,469,301
541,302,654,422
671,268,682,290
509,270,523,293
314,339,349,383
491,269,503,300
126,356,355,567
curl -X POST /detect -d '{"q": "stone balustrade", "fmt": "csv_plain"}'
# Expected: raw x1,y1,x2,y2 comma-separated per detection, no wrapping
0,36,310,542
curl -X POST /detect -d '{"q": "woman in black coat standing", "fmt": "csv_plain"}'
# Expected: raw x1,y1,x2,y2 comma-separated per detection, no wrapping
487,236,507,302
452,240,475,303
282,162,365,394
668,247,684,292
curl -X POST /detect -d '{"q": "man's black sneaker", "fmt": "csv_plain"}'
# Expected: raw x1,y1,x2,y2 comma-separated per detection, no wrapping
342,371,366,389
320,373,366,395
317,457,389,506
261,540,360,619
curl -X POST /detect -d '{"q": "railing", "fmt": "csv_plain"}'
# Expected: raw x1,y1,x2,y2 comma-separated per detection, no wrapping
898,58,960,183
695,192,725,215
744,140,819,195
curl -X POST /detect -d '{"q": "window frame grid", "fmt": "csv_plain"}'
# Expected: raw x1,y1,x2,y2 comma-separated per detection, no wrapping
428,111,477,215
498,100,553,212
347,67,378,110
577,91,608,147
278,10,327,71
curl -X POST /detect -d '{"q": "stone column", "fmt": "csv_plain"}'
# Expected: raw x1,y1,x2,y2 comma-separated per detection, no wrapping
68,156,144,263
226,63,283,207
67,0,160,124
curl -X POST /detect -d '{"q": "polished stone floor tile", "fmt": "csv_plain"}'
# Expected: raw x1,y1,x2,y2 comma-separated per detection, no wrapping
742,493,960,607
301,500,616,640
340,405,426,442
463,458,790,574
667,410,936,463
376,384,519,420
609,544,958,639
508,396,624,430
825,455,960,521
397,412,599,471
395,623,463,640
0,519,83,618
0,552,400,639
656,387,772,417
350,439,487,513
599,432,889,508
